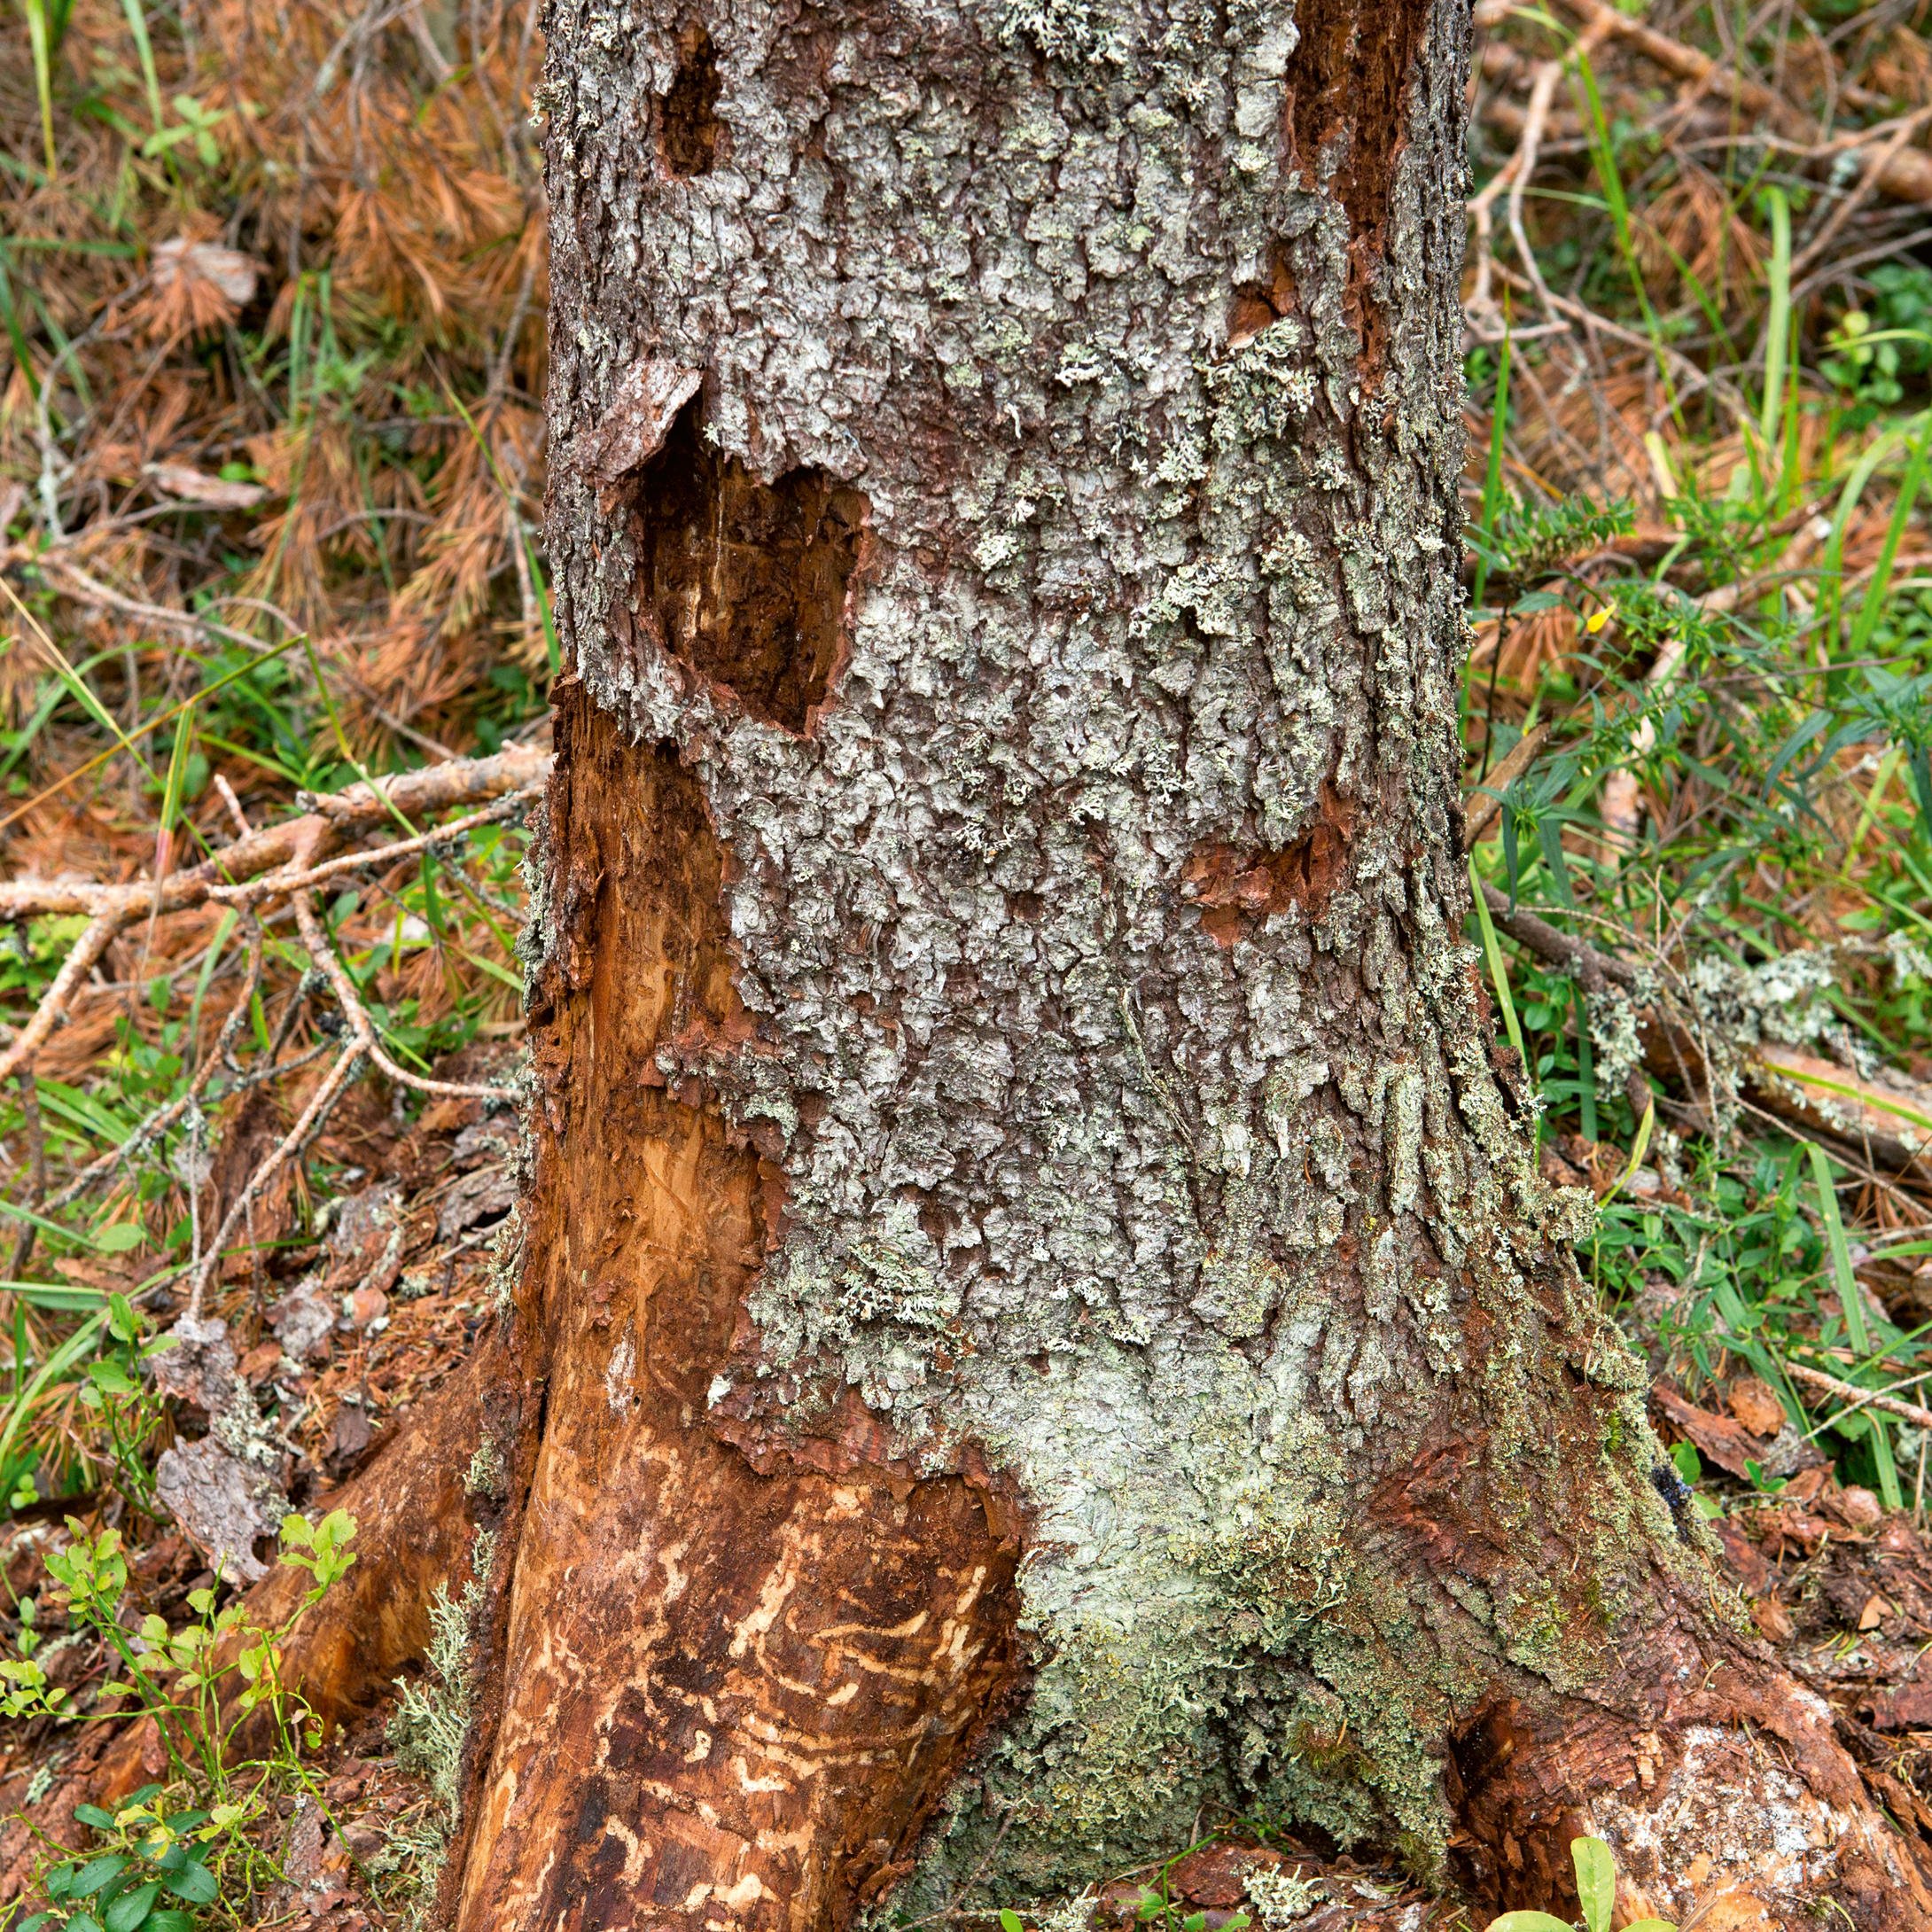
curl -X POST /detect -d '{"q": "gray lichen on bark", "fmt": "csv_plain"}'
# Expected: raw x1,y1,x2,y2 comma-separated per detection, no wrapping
538,0,1667,1892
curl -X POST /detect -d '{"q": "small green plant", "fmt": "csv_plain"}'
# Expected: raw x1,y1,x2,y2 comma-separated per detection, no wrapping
0,1510,357,1930
1485,1834,1675,1932
19,1789,221,1932
138,97,230,171
1821,266,1932,409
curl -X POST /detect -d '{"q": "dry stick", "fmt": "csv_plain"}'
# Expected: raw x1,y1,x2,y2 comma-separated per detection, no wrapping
1790,105,1932,280
1462,721,1555,849
0,911,129,1087
206,783,543,907
1484,876,1932,1194
1481,882,1633,997
1786,1360,1932,1433
0,751,545,1114
184,1042,365,1323
0,745,550,919
1554,0,1932,208
1,756,535,1297
1468,25,1613,331
43,917,269,1217
1505,49,1578,323
290,892,517,1104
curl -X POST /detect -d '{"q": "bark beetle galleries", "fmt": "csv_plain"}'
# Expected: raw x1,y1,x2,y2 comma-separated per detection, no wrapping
521,0,1932,1919
461,693,1023,1932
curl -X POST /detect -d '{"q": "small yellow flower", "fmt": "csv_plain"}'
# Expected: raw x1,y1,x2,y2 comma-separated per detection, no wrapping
1585,607,1612,635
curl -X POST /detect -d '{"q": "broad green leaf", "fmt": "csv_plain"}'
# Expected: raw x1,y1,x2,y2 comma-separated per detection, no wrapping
1485,1914,1574,1932
105,1881,160,1932
69,1855,129,1897
161,1862,217,1905
1570,1835,1616,1932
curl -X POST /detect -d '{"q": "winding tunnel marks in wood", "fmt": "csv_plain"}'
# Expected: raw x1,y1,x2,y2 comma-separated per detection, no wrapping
465,690,1023,1932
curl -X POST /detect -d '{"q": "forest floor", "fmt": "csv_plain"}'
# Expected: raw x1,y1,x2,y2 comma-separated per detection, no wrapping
3,0,1932,1926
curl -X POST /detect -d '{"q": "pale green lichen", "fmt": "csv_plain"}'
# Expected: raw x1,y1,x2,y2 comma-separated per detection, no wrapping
998,0,1125,69
389,1531,493,1826
1246,1865,1324,1926
464,1436,506,1501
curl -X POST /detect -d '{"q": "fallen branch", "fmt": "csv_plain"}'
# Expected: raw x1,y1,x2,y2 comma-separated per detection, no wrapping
0,745,549,920
0,747,545,1112
1786,1361,1932,1434
1462,721,1556,848
1554,0,1932,208
1476,876,1932,1186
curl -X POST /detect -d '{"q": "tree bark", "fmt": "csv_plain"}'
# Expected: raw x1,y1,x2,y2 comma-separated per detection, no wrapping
425,1,1932,1927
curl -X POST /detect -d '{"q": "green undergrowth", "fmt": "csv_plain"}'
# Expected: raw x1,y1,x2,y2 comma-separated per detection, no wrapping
1459,57,1932,1521
0,1508,357,1931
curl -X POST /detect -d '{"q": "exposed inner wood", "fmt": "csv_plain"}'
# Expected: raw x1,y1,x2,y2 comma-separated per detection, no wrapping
1282,0,1436,370
457,687,1023,1932
1183,786,1359,945
660,23,723,178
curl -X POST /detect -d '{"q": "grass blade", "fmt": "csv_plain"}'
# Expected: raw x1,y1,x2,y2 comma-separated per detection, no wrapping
0,1307,106,1480
1603,1098,1655,1203
23,0,58,175
1848,412,1932,662
117,0,164,136
1469,859,1529,1074
1472,326,1514,615
1758,187,1790,477
1574,981,1598,1143
1809,1141,1903,1510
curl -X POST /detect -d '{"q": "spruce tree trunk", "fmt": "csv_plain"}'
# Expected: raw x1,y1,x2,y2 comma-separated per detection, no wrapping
438,2,1932,1926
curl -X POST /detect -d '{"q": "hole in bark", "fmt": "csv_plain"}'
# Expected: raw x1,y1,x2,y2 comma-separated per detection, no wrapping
1281,0,1434,374
660,24,722,176
625,401,869,733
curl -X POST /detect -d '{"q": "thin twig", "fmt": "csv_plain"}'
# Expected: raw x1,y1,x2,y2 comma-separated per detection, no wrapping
185,1044,366,1323
0,911,130,1087
1787,1360,1932,1433
292,894,517,1104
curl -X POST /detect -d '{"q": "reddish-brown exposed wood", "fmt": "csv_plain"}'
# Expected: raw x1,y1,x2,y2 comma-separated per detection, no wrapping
607,401,871,736
1183,787,1360,945
450,689,1023,1932
1282,0,1436,371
